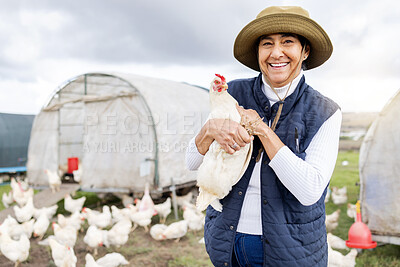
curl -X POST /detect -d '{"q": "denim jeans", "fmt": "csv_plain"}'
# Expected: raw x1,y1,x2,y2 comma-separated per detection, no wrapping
232,232,264,267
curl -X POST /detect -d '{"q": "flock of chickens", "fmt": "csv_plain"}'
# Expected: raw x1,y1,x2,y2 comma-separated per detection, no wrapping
325,185,360,267
0,178,204,267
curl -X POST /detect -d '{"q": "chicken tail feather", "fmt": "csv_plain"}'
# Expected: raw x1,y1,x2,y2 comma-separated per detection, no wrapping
196,189,218,212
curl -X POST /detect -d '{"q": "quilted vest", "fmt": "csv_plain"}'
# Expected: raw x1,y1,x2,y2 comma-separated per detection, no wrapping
203,73,339,267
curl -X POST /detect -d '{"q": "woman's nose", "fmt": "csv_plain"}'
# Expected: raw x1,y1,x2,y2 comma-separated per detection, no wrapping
270,44,284,59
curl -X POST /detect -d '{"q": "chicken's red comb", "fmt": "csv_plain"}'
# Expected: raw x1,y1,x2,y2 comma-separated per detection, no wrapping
215,74,226,82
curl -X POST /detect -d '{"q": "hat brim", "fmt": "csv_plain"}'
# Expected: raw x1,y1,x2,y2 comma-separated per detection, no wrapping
234,13,333,71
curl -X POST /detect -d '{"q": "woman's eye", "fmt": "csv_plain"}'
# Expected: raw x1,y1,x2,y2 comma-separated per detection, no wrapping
262,42,272,46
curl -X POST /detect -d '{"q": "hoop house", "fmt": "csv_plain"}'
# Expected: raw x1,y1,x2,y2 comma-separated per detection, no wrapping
27,73,209,193
359,89,400,245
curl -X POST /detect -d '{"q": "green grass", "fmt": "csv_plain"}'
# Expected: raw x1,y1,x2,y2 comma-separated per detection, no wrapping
328,150,400,266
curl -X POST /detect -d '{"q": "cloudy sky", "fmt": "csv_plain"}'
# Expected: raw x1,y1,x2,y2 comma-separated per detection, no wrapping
0,0,399,115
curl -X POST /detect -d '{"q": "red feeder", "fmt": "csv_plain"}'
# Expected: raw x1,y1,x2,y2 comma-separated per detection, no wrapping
346,200,377,249
67,157,79,174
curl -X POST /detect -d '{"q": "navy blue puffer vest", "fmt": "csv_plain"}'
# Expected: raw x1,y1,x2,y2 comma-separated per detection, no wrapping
203,73,339,267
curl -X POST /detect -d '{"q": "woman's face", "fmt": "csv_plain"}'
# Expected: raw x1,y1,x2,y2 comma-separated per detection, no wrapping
258,33,309,88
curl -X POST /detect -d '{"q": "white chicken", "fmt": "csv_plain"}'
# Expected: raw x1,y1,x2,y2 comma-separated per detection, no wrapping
44,169,61,193
0,231,30,267
52,222,78,247
326,209,341,233
327,233,348,250
83,225,107,255
72,165,82,183
196,74,253,212
33,204,58,220
150,224,168,241
57,211,84,231
331,186,348,205
33,212,50,240
48,238,77,267
111,205,131,223
175,191,194,209
161,220,188,242
130,207,154,232
82,206,112,229
328,244,357,267
2,217,34,241
138,182,155,212
154,197,172,224
64,194,86,213
347,203,357,221
121,194,134,207
2,190,14,208
96,252,129,267
85,253,103,267
10,178,34,207
13,196,34,223
106,218,132,247
183,204,205,231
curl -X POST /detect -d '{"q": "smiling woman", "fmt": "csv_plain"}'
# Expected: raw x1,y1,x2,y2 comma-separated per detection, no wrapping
186,5,342,267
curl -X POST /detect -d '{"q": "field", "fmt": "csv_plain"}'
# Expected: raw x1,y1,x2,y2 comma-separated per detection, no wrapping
1,150,400,266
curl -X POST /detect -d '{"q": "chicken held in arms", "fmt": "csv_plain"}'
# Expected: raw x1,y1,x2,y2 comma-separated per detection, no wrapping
196,74,253,212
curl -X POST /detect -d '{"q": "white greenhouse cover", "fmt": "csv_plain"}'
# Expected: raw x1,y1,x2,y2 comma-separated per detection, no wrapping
359,89,400,244
27,73,209,192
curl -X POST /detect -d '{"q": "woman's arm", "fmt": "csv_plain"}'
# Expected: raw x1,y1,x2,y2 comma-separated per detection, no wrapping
237,105,342,206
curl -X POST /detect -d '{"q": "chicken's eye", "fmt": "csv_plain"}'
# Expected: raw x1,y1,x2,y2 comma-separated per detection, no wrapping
215,80,220,84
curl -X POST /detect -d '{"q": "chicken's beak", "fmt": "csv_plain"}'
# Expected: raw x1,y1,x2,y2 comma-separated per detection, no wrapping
222,84,228,90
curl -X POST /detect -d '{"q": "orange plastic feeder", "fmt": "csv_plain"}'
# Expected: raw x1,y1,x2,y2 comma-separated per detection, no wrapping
67,157,79,173
346,200,377,249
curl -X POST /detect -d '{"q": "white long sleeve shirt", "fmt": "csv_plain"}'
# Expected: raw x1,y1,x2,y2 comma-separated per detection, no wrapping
185,72,342,234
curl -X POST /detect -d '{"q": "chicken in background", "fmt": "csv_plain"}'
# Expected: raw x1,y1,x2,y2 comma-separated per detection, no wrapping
57,211,84,231
106,218,132,248
138,182,155,212
331,186,348,205
33,212,50,240
44,169,61,193
3,216,34,241
49,238,77,267
81,206,112,229
111,205,131,223
347,203,357,222
175,191,194,209
122,194,134,207
2,190,14,208
11,177,34,207
85,253,102,267
196,74,253,212
72,164,82,183
0,231,30,267
327,233,349,250
64,194,86,214
130,207,154,232
183,204,205,231
326,209,341,233
95,252,129,267
150,224,168,241
84,225,107,256
52,222,78,247
33,204,58,220
154,197,171,224
161,220,188,242
328,243,357,267
13,196,35,223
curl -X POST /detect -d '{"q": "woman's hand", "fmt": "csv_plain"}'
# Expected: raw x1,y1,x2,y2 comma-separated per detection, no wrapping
236,104,266,136
195,118,253,155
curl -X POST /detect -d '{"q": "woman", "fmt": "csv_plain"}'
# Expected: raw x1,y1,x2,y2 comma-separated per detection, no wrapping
186,6,341,267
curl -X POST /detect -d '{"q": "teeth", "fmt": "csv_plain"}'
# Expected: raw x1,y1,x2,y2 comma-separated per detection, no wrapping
270,63,288,67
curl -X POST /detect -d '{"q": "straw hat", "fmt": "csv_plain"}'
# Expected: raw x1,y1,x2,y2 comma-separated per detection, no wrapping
234,6,333,71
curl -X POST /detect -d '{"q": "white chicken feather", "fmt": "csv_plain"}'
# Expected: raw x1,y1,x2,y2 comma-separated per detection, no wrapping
196,74,252,212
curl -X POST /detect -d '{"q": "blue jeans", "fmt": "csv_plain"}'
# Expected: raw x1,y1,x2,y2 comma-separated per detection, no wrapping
232,232,264,267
